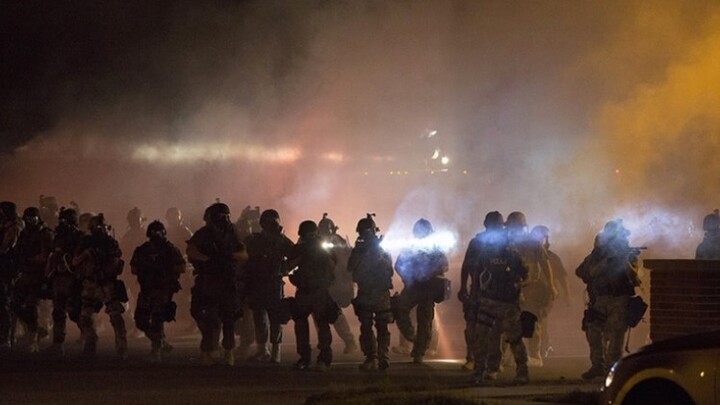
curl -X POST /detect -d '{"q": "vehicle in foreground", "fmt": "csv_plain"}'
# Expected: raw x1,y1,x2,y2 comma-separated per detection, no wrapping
601,329,720,405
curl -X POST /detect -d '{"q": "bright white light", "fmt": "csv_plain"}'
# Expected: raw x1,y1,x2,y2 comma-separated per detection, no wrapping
431,149,440,160
441,156,450,165
321,242,335,250
380,230,457,253
428,130,438,137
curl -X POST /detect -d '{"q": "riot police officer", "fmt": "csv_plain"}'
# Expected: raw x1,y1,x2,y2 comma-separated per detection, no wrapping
72,214,127,359
244,209,295,363
458,211,504,372
187,203,247,366
131,221,186,362
469,222,530,385
318,213,358,355
347,214,394,371
505,212,557,367
393,218,449,364
46,208,84,355
576,219,641,379
13,207,54,352
0,202,22,350
289,220,337,371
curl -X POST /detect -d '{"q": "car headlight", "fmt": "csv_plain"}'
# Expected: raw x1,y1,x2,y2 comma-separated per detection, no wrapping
604,363,617,388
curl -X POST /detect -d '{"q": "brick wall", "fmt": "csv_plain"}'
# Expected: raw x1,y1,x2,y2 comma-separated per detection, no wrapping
645,259,720,342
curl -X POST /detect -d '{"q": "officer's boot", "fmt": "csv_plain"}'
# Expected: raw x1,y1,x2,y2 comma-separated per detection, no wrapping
270,343,281,363
514,363,530,385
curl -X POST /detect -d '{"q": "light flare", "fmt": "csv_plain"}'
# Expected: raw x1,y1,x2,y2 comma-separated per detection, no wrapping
380,230,457,253
131,141,302,164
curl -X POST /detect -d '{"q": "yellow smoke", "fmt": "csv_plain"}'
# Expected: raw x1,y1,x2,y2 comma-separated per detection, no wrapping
597,5,720,203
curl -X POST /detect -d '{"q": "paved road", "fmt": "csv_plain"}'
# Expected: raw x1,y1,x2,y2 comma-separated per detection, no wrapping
0,329,602,405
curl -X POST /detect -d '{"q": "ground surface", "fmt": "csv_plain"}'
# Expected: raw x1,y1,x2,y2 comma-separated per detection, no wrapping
0,326,601,405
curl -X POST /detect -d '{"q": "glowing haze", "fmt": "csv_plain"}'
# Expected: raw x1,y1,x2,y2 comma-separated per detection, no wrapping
2,0,719,259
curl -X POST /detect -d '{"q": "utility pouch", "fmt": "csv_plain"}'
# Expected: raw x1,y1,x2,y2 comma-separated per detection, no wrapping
627,296,648,328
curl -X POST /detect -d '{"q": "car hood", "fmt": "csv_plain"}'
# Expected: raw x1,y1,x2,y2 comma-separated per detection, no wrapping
635,329,720,355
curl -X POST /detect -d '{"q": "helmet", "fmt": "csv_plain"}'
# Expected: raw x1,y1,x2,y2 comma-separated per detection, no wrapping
298,220,318,237
23,207,41,219
204,202,230,220
89,213,110,232
412,218,433,238
0,201,18,220
259,209,280,229
146,220,167,238
505,211,527,229
356,213,378,233
318,213,337,237
483,211,504,229
602,219,630,238
204,203,231,229
58,208,79,226
703,210,720,232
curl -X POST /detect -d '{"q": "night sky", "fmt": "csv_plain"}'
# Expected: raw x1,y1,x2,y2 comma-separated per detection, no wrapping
1,0,719,254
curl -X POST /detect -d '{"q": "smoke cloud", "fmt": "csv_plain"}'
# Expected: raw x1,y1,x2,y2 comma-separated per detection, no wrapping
1,0,718,259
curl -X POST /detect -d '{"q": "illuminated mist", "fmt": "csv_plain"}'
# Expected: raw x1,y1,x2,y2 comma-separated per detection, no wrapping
2,0,720,355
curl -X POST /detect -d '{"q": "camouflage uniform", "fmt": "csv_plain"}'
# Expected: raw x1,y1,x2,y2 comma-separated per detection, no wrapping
244,218,295,362
508,231,555,362
74,222,127,358
47,217,84,351
188,219,245,360
289,225,337,370
470,230,529,385
324,233,357,353
460,226,506,371
131,231,184,359
12,215,53,351
576,220,640,378
348,232,394,371
0,206,22,349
